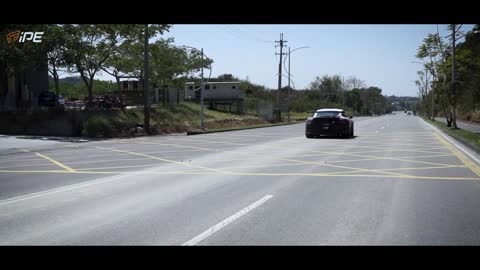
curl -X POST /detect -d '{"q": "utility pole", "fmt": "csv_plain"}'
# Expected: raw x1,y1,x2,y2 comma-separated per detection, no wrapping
287,46,291,123
451,24,458,129
200,48,205,130
342,76,345,108
424,67,427,118
275,33,287,122
144,24,150,134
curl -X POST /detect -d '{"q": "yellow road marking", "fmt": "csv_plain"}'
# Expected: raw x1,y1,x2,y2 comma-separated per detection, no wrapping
217,162,314,170
346,145,450,155
291,156,388,163
357,141,442,148
76,164,207,172
380,164,466,171
165,136,303,150
350,144,448,152
1,170,478,180
390,153,455,159
356,136,439,141
95,146,227,173
288,153,454,161
434,133,480,177
38,149,205,162
167,135,455,166
35,153,76,172
319,170,387,176
347,149,451,156
272,156,413,177
355,141,445,148
62,157,155,165
137,140,218,152
76,164,164,171
307,149,458,167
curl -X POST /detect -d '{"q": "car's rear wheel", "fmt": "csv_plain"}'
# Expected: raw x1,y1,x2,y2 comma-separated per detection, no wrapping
306,134,313,138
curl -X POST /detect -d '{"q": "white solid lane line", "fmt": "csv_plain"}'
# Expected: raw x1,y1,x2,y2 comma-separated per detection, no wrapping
182,195,274,246
0,170,146,206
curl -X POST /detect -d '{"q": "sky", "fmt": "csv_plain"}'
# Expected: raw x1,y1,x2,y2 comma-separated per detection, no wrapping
95,24,476,97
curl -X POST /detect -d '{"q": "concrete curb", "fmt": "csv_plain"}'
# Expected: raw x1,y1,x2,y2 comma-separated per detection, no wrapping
186,121,303,136
422,118,480,162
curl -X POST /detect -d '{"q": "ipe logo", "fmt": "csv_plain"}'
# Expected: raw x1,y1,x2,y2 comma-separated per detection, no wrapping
6,31,44,44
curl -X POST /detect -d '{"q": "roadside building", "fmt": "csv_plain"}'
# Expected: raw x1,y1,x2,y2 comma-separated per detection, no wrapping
114,80,182,106
185,81,245,114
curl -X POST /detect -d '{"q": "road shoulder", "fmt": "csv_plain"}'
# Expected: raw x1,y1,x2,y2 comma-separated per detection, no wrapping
422,118,480,167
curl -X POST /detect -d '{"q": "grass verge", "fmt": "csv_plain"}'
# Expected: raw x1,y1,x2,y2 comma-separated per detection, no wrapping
426,118,480,151
82,102,303,137
189,121,302,135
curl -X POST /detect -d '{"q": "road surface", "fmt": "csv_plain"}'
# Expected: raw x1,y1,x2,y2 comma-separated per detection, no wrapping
1,113,480,245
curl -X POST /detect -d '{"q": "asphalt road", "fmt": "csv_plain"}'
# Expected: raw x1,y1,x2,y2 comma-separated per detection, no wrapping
2,112,480,245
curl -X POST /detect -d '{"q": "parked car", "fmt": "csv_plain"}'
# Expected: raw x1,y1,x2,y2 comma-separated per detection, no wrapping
58,95,65,106
84,94,122,109
305,108,354,138
38,91,63,108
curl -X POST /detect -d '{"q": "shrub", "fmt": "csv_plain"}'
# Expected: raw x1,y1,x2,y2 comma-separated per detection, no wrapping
83,116,115,138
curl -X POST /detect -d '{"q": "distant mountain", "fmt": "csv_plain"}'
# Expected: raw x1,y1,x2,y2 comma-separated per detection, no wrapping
48,76,83,85
386,95,419,111
386,95,419,103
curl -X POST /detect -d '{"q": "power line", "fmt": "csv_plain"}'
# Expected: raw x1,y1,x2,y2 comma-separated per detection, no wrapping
230,25,274,43
216,25,256,42
275,33,287,122
218,25,274,44
224,25,260,42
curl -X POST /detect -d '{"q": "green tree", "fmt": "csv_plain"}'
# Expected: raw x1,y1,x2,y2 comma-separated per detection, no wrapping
150,40,213,105
63,24,170,103
310,74,343,104
42,24,69,97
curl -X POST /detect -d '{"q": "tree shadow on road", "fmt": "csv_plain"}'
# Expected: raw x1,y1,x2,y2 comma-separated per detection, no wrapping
0,134,93,143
